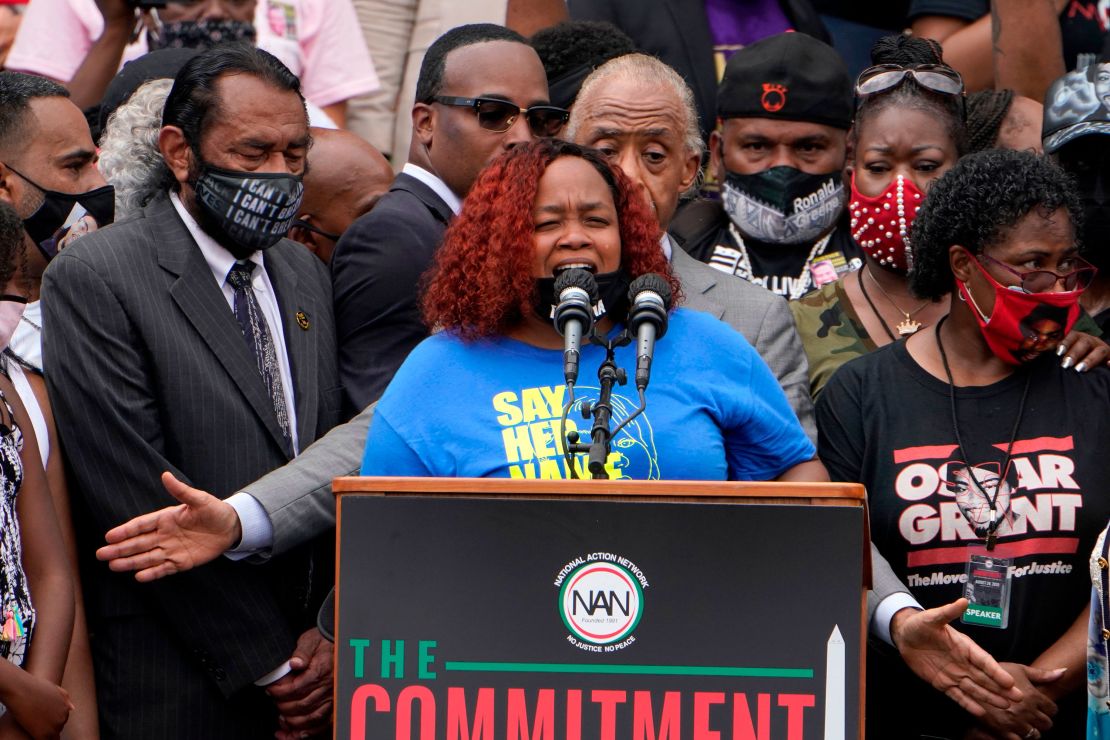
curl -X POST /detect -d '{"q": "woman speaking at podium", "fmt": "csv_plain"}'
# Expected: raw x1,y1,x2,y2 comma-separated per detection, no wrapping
359,139,824,482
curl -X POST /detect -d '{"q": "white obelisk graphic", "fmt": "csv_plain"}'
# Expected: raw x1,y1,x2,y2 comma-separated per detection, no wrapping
824,625,845,740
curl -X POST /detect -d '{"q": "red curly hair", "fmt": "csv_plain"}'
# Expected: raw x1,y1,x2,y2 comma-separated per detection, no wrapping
422,138,681,339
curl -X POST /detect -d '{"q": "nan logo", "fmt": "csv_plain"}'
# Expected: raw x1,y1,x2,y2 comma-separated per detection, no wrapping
555,553,648,652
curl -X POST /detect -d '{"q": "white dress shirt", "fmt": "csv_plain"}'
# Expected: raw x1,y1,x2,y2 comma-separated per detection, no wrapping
169,192,299,454
170,192,301,684
401,162,463,216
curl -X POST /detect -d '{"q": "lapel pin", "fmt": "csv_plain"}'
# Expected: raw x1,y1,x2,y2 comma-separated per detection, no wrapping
296,311,310,330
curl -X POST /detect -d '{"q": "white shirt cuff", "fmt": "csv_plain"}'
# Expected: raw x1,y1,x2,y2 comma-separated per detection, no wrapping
224,492,274,560
872,591,923,646
254,660,292,686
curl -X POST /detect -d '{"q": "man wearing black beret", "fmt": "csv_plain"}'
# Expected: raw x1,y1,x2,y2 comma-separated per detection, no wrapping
675,32,863,300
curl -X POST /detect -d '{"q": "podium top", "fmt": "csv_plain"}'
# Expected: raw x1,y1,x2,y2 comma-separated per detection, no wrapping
334,476,866,502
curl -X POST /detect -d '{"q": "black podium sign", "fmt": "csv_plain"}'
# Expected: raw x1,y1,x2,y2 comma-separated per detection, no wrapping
336,494,864,739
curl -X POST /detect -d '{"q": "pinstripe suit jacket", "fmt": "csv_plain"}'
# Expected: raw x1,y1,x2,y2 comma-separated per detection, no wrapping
41,193,341,701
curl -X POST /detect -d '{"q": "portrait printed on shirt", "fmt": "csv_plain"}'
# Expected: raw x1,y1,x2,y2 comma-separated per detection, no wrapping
492,384,660,480
890,435,1082,591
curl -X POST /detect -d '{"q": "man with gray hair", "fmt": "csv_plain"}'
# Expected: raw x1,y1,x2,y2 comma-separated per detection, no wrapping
566,52,815,437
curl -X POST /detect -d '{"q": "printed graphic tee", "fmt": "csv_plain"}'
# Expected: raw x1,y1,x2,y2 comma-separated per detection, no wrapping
362,308,814,481
817,341,1110,736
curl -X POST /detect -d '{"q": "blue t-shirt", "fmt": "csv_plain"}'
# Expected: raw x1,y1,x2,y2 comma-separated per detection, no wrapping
361,308,814,481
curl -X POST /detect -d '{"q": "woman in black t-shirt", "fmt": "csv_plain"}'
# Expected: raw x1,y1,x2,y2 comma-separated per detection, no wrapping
791,35,1106,398
818,149,1110,738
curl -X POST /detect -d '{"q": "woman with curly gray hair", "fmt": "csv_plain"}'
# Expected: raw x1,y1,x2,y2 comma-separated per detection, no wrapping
819,148,1110,739
97,78,174,222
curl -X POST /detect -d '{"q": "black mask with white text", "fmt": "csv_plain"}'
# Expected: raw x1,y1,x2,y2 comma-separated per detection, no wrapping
534,270,632,327
193,163,304,254
721,165,845,245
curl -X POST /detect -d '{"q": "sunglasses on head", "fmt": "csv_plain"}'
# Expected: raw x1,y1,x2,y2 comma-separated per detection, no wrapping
855,64,965,98
432,96,569,137
979,252,1098,293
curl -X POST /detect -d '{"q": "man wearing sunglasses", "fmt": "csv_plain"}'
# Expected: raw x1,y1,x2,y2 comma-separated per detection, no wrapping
674,32,863,300
330,22,565,414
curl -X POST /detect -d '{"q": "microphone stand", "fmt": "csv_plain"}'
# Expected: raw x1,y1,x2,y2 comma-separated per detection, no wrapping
565,331,631,480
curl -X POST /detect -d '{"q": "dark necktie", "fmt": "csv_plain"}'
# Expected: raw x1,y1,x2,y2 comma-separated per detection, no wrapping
226,261,292,454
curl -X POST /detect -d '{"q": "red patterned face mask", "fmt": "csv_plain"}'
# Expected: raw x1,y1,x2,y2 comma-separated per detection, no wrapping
848,173,925,274
959,255,1082,365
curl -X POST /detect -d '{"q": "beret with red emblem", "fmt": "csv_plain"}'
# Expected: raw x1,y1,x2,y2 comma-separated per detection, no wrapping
717,32,853,130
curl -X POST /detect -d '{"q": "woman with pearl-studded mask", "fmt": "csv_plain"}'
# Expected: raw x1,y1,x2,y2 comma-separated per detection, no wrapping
790,35,1108,399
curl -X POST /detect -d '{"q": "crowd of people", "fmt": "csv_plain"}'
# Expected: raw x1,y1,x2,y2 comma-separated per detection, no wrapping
0,0,1109,738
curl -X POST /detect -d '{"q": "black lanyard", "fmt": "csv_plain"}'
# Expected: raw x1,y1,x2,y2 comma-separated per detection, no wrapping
935,316,1031,550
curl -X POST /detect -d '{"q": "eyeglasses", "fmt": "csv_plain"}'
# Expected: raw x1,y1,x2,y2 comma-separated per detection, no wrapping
855,64,965,98
432,96,569,137
979,253,1098,293
291,219,341,242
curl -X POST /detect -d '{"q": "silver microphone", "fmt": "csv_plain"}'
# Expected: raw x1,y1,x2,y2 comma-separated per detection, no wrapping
552,269,598,386
626,274,672,391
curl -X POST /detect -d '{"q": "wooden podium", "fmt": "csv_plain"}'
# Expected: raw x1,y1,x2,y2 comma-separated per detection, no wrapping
333,477,869,740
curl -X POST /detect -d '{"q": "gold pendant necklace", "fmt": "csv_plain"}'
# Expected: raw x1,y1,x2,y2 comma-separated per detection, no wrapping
896,317,922,336
865,266,929,336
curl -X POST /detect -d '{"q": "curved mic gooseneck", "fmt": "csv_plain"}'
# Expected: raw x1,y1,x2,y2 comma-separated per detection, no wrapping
557,273,673,480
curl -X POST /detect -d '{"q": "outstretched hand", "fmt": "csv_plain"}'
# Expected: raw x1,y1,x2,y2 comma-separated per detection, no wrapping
892,598,1022,717
96,472,242,582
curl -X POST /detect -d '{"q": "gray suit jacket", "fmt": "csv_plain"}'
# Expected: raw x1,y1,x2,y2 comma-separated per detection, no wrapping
670,243,816,442
42,193,341,701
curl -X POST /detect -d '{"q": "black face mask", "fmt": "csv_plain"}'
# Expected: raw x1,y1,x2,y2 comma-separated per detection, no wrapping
149,19,257,51
720,164,845,245
534,270,632,327
192,161,304,255
7,164,115,261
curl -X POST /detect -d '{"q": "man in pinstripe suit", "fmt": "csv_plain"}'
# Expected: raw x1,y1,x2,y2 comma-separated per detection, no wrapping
42,46,340,739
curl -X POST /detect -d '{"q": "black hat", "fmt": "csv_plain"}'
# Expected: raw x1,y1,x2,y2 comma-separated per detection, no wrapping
93,48,201,142
717,32,853,129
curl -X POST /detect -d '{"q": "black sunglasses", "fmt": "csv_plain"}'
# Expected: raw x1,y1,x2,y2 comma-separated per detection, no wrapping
856,64,965,98
432,96,569,137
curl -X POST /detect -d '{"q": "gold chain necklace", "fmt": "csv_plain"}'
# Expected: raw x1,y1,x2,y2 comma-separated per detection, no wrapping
864,266,930,336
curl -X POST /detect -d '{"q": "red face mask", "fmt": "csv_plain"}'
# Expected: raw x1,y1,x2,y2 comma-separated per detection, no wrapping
848,173,926,274
958,255,1082,365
